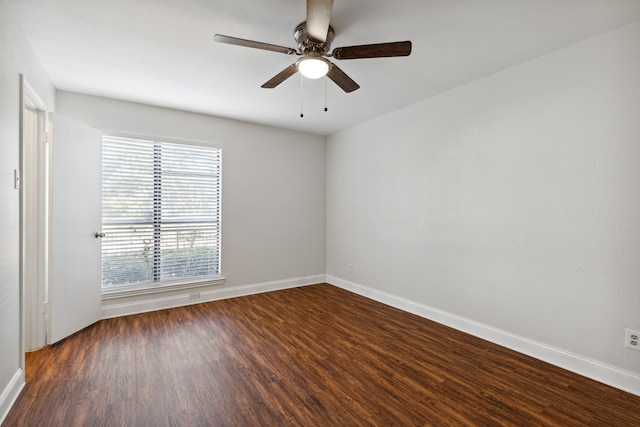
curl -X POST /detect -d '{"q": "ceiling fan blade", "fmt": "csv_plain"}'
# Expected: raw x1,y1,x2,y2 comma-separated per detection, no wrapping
214,34,297,55
332,41,412,60
327,63,360,93
261,64,298,88
306,0,334,43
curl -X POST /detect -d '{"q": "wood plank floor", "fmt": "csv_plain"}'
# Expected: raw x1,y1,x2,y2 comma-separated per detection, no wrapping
4,283,640,426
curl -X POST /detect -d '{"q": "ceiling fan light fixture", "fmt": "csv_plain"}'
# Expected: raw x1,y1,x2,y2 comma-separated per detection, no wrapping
296,56,330,79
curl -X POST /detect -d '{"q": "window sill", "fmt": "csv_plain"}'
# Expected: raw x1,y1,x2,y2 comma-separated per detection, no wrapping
101,276,226,300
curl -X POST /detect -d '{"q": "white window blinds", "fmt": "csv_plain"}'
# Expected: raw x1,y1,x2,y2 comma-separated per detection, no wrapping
101,135,221,288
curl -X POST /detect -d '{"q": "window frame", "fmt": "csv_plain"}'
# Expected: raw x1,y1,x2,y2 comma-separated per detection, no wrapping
100,132,224,299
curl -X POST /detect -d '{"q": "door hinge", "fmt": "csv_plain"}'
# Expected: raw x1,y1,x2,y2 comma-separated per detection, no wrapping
40,131,50,144
14,169,20,190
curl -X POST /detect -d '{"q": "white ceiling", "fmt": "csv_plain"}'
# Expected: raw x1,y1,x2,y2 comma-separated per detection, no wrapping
7,0,640,136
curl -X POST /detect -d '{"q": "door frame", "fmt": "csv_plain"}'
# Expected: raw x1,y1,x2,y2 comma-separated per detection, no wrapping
19,75,51,360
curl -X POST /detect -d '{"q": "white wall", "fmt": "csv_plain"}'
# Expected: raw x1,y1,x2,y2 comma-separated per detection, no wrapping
327,21,640,379
56,92,326,297
0,3,55,420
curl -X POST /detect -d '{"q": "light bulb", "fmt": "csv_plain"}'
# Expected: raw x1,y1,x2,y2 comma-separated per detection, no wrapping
296,57,330,79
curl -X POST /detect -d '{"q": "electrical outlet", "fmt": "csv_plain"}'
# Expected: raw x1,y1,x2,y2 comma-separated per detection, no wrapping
348,264,353,274
625,328,640,351
189,292,201,300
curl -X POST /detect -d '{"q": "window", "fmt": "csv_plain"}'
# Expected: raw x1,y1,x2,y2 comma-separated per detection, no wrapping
101,135,221,291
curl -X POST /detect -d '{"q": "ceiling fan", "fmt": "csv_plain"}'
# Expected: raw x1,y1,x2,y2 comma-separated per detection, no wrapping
214,0,412,93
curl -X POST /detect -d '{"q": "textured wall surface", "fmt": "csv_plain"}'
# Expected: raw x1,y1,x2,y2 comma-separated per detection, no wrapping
327,21,640,375
56,92,327,290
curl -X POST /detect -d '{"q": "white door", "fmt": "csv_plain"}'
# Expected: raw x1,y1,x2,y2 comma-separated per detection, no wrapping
49,114,102,344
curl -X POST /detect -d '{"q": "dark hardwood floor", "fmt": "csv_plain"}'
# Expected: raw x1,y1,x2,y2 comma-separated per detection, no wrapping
4,283,640,426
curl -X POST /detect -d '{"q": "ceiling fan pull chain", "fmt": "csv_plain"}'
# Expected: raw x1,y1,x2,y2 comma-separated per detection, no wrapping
324,76,328,112
300,74,304,118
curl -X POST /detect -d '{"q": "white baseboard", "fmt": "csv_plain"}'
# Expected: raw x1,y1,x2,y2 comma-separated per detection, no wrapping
101,275,326,319
0,369,24,425
326,275,640,397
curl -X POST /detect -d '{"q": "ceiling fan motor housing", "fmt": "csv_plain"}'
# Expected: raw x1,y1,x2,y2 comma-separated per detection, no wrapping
295,22,334,54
